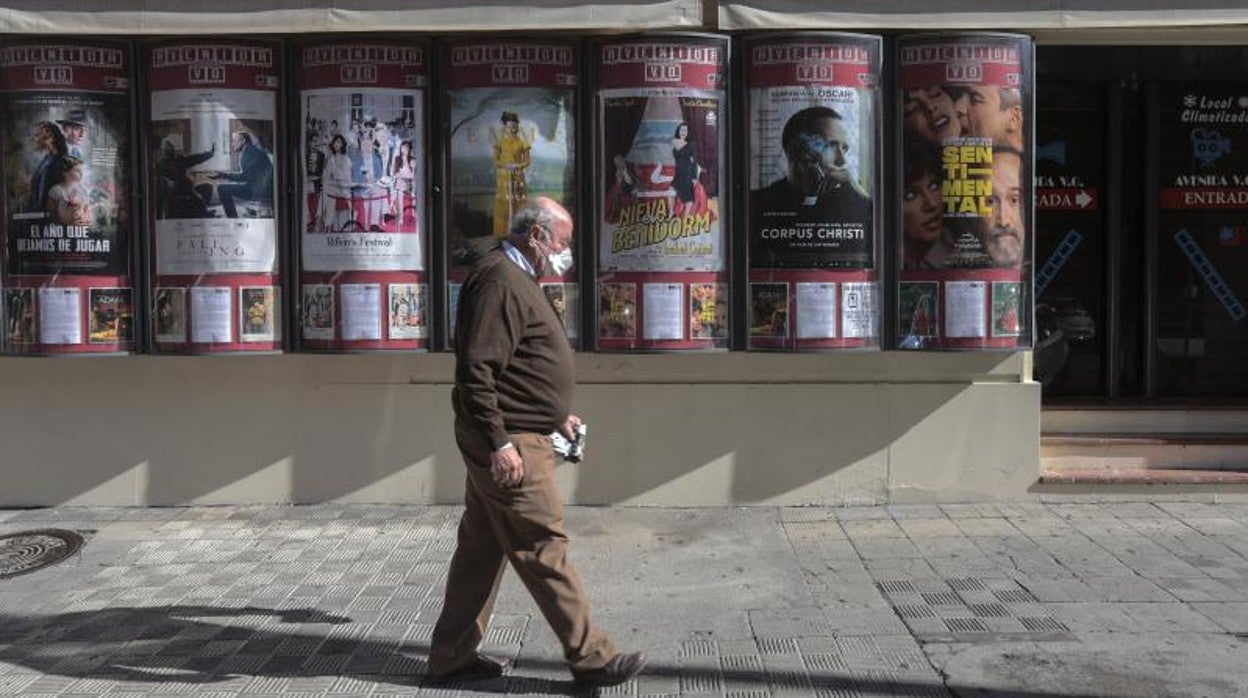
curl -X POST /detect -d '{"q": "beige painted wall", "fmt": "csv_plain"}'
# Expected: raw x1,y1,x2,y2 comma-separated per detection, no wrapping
0,352,1039,507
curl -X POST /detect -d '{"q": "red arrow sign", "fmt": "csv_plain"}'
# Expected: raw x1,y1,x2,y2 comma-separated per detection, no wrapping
1035,188,1099,211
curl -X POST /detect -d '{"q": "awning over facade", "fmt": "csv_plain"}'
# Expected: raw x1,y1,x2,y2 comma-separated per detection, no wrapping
0,0,704,34
719,1,1248,30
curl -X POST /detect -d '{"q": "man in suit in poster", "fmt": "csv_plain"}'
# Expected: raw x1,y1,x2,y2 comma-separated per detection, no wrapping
209,130,274,219
751,106,872,267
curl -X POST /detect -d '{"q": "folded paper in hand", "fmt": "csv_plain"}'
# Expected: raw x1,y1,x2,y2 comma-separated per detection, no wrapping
551,423,587,463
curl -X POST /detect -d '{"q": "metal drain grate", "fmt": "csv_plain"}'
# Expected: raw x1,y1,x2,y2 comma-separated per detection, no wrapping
757,637,798,655
876,580,917,595
0,529,84,580
993,588,1036,604
920,591,962,606
943,617,990,633
1020,617,1070,633
895,605,936,619
946,577,986,591
969,603,1010,618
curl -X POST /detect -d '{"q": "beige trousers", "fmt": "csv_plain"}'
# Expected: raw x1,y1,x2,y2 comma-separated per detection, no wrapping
427,425,617,675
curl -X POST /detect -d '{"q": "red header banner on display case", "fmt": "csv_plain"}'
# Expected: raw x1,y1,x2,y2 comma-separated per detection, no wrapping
146,40,283,353
0,40,135,355
297,41,429,350
595,34,729,351
745,33,881,351
897,33,1032,350
443,39,580,345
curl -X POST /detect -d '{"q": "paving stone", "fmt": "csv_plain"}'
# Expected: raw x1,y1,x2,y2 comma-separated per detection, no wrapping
1080,575,1175,602
1152,576,1248,602
1043,602,1140,632
1189,602,1248,633
896,518,963,538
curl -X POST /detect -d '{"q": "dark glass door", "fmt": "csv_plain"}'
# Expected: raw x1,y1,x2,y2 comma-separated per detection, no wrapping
1034,82,1108,396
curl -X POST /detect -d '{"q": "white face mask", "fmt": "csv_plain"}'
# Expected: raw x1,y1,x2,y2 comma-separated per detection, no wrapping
545,247,574,277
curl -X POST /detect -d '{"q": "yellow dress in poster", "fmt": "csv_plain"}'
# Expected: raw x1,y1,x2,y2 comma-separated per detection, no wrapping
492,112,533,238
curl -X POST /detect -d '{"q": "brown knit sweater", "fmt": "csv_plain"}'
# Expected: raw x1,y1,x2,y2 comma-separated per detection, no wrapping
453,247,574,450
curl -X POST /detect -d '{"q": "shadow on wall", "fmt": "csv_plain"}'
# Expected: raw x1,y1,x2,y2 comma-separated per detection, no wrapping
0,357,464,507
568,382,986,506
0,353,1032,507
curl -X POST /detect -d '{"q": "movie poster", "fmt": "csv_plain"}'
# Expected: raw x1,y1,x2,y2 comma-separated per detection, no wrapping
300,44,425,271
88,288,133,344
3,92,128,275
147,40,283,353
744,34,881,351
595,35,729,351
897,34,1032,349
296,41,428,351
747,35,878,270
154,287,186,343
445,40,577,269
0,41,134,355
388,283,427,340
150,88,277,275
597,40,726,273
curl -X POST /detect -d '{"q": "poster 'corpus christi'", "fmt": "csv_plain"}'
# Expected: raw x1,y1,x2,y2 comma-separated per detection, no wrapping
446,41,577,272
897,34,1031,349
300,43,425,273
747,37,877,271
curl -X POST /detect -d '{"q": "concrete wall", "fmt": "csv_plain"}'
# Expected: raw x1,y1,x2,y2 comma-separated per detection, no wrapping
0,352,1039,507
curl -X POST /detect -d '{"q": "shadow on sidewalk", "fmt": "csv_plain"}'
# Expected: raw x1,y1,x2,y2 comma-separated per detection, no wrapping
0,605,1116,697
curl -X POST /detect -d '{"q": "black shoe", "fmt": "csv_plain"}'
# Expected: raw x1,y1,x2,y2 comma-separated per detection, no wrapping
570,651,647,686
423,654,511,685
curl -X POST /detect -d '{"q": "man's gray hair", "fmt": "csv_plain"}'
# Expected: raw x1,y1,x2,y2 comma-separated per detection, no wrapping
508,200,564,239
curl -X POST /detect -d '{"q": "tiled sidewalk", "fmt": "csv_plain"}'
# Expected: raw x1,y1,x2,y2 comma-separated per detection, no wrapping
1,501,1247,697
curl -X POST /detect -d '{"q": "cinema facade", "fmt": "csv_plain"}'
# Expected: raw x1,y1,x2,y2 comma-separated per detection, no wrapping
0,1,1243,508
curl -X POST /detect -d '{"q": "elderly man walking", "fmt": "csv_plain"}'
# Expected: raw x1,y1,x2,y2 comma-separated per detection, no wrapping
425,197,646,687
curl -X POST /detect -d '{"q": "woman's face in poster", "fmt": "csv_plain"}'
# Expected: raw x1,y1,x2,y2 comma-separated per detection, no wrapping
904,86,963,145
902,170,943,243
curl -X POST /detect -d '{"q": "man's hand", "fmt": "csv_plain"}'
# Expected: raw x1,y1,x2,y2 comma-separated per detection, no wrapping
561,414,583,441
490,444,524,487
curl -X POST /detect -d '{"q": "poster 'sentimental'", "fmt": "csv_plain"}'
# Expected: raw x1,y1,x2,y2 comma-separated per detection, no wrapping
897,34,1032,350
0,40,135,354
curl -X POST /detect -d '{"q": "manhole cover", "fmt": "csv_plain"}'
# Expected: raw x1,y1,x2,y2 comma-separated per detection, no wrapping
0,529,84,580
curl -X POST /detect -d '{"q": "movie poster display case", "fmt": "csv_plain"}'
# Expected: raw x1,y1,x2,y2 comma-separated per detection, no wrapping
294,39,430,351
896,33,1034,350
144,39,285,354
593,33,730,351
0,39,137,355
744,33,882,351
441,38,581,347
